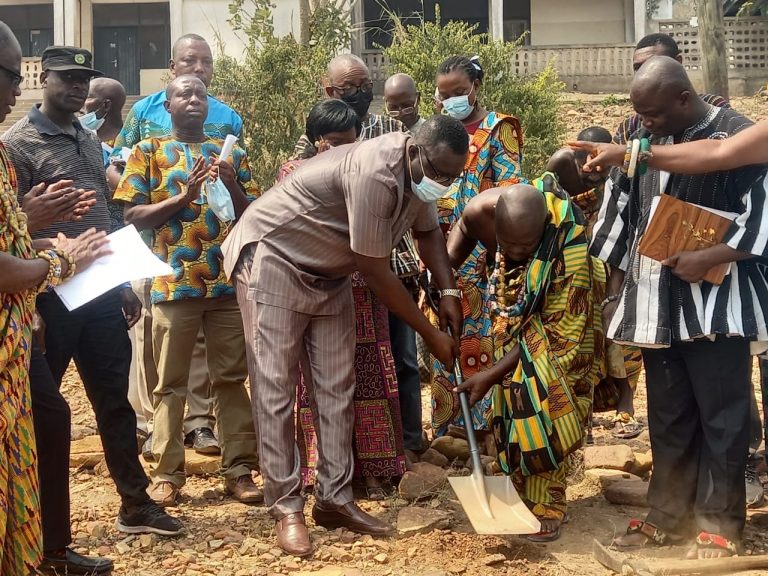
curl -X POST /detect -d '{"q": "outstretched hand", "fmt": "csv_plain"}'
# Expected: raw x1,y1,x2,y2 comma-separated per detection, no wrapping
567,141,626,174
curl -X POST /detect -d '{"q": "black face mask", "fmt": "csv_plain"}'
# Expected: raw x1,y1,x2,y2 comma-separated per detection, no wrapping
341,90,374,119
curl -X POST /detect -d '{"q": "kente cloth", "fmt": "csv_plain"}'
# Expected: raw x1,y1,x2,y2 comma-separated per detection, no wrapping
0,143,42,573
535,173,643,409
298,273,406,483
489,186,604,482
592,105,768,347
430,111,525,436
114,136,260,304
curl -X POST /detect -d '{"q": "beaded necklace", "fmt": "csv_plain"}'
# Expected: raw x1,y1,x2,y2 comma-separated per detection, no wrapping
488,250,532,319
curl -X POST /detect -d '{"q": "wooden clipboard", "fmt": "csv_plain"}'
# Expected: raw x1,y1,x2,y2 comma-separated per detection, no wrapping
637,194,734,285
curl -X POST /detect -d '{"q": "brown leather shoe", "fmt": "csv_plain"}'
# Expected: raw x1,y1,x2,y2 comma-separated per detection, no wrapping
148,481,179,507
275,512,313,557
312,501,391,536
225,474,264,504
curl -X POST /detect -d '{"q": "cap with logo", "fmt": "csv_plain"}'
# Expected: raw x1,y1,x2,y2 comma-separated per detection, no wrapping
41,46,103,77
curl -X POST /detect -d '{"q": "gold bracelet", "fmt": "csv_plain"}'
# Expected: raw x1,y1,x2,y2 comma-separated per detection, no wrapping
55,249,76,280
36,249,62,293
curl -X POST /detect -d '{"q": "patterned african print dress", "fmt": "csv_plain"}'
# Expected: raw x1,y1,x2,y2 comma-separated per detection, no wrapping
430,111,524,436
0,143,43,573
489,185,604,521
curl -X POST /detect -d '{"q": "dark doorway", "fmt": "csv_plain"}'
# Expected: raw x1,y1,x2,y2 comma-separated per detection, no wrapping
94,27,139,94
92,2,170,95
0,4,54,57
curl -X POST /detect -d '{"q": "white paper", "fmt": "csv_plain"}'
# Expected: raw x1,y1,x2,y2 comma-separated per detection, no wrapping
120,147,132,162
54,225,173,311
219,135,238,162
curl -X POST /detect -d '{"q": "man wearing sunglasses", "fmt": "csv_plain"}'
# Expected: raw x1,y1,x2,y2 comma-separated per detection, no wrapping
384,73,424,136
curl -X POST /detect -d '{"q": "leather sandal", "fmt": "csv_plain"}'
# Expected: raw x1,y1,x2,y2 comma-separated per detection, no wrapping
686,531,738,559
612,519,680,548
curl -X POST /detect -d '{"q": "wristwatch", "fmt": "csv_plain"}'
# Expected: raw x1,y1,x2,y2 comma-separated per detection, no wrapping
439,288,462,299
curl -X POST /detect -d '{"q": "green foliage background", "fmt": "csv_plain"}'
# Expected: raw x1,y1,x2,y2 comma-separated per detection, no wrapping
382,8,565,177
212,1,565,187
211,0,352,189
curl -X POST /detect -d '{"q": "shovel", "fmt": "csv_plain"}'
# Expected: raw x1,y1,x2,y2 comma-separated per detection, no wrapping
446,340,542,535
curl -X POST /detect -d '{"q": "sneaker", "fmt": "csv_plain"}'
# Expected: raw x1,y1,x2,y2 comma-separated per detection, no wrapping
115,502,184,536
746,458,766,509
184,427,221,455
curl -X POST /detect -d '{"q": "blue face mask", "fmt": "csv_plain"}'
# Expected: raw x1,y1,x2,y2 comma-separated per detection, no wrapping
441,85,475,121
80,110,105,132
410,147,450,203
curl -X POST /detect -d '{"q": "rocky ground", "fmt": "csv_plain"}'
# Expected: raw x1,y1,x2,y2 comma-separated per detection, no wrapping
62,94,768,576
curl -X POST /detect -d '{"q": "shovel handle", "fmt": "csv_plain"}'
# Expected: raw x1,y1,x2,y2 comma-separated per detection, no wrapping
448,328,485,474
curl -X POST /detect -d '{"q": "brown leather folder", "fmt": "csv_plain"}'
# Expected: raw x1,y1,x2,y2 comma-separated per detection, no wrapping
638,194,733,285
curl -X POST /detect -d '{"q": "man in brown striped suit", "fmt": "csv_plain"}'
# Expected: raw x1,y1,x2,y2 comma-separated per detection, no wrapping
222,115,467,556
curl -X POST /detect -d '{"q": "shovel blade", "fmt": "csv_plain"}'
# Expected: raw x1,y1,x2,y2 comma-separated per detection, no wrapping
448,474,541,535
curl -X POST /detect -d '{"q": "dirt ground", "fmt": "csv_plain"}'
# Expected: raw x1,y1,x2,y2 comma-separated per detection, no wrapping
61,94,768,576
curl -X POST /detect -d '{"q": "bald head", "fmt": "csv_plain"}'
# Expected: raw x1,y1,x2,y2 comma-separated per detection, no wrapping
632,55,694,100
384,73,417,98
164,74,208,130
496,185,548,262
327,54,368,82
85,77,126,130
384,73,420,128
630,56,705,137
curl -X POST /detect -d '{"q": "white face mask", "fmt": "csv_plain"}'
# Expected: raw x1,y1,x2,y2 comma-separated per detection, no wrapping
409,146,450,203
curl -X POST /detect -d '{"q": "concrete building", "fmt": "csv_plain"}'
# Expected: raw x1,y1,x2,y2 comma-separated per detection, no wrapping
0,0,302,95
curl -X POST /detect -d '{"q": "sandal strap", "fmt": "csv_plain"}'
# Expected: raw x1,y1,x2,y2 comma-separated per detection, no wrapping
696,531,738,555
626,519,671,545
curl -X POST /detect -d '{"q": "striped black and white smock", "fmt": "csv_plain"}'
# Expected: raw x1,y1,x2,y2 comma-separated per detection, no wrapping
590,105,768,347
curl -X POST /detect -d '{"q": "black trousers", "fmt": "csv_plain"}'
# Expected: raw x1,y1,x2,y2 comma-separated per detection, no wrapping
389,312,424,452
29,345,72,551
35,290,151,511
642,336,750,542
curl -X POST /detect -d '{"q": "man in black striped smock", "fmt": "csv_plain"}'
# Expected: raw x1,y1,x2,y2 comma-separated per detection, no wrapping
591,56,768,558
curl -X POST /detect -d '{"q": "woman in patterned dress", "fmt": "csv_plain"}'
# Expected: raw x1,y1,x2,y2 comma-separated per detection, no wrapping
429,55,526,437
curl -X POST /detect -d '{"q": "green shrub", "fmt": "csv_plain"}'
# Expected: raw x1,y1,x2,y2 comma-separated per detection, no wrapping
211,0,351,189
382,7,565,176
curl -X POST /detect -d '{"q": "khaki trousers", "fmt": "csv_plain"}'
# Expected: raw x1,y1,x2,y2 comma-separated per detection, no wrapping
150,295,258,487
127,278,214,435
233,247,356,519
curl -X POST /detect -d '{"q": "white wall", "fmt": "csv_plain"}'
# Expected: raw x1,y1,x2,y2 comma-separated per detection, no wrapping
530,0,627,45
179,0,301,58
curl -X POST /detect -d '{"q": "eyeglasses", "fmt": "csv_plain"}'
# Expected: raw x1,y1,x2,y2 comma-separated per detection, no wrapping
386,105,417,118
418,146,456,186
0,64,23,88
330,81,374,97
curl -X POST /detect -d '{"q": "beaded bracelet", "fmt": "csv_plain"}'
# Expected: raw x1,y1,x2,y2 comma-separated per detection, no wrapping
627,138,642,178
638,138,651,177
37,249,63,293
622,141,633,173
55,249,76,280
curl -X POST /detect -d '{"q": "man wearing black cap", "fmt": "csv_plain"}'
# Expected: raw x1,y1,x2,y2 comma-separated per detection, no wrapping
2,46,183,574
